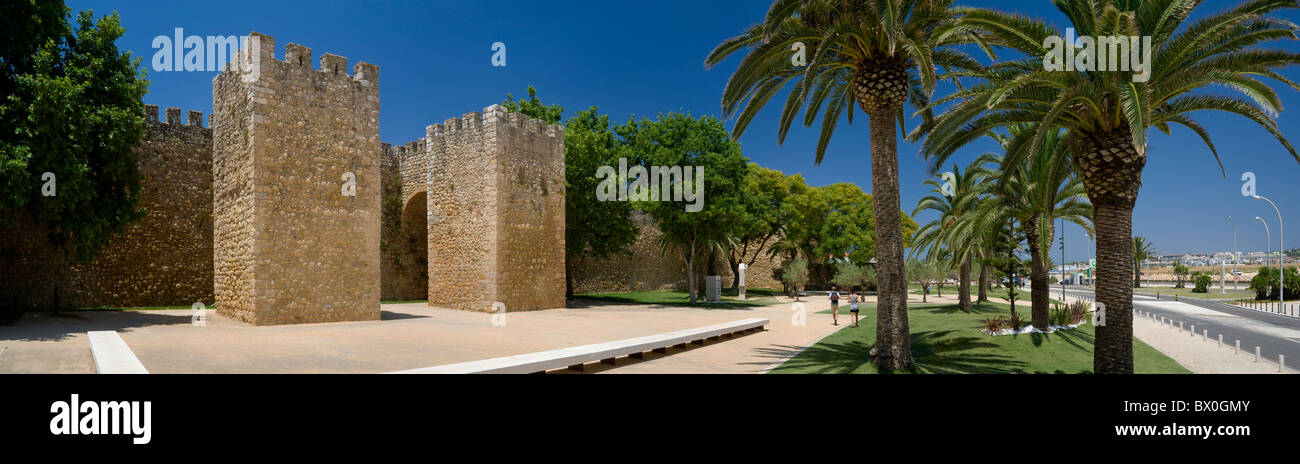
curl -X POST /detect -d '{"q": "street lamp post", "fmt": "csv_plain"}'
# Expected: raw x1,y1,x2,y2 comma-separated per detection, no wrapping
1254,195,1283,308
1060,218,1066,302
1228,216,1238,292
1256,216,1270,277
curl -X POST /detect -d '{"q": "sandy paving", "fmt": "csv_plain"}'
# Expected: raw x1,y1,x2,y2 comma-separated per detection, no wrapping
0,299,844,374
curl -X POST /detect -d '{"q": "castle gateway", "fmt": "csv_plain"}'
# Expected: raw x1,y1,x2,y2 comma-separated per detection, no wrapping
0,32,566,325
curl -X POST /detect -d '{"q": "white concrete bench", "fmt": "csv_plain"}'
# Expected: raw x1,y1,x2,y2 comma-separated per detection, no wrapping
87,331,149,374
390,317,769,374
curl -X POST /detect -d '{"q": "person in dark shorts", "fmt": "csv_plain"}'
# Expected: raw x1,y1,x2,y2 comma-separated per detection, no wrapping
828,286,841,326
848,290,860,328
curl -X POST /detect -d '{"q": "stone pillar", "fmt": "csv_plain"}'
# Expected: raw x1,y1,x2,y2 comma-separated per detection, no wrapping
738,262,747,300
211,32,381,325
706,276,721,303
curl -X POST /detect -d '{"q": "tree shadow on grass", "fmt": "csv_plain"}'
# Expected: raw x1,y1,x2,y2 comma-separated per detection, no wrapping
930,303,1005,315
1023,326,1094,352
764,329,1027,374
909,330,1026,374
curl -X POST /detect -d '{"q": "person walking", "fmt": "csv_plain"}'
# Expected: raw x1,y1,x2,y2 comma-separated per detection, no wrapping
848,290,860,328
828,286,841,326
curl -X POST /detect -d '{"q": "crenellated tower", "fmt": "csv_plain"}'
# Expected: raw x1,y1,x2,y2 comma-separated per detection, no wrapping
211,32,381,325
424,105,566,312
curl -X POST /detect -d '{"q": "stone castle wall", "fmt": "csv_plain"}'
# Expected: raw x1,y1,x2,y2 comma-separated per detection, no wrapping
424,105,566,312
568,211,784,295
0,108,214,310
380,140,429,301
212,32,381,325
493,110,566,311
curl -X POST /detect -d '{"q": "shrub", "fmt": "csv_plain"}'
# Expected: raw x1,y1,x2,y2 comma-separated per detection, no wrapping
1007,309,1023,331
1068,300,1091,324
1193,273,1212,293
982,316,1006,334
1049,304,1072,326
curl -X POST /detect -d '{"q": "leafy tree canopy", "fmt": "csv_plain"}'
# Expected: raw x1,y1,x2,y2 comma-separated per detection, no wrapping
0,2,149,261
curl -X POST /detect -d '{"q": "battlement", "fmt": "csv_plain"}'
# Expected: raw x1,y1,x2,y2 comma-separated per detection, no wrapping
425,104,564,143
144,104,209,128
212,31,382,326
228,32,378,89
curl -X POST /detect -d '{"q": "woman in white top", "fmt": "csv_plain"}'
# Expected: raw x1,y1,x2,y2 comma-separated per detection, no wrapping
848,291,860,328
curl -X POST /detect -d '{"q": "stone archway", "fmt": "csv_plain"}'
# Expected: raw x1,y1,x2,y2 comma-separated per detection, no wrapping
399,191,429,300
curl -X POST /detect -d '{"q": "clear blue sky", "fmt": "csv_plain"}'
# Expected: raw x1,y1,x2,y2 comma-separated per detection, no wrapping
70,0,1300,263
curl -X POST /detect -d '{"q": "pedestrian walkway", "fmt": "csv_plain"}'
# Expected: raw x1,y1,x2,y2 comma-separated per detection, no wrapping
0,299,843,374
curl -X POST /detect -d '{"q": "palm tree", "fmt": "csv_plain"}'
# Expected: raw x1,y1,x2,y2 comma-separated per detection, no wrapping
706,0,986,371
1133,236,1156,288
912,159,992,311
1173,260,1190,288
911,0,1300,373
971,124,1093,330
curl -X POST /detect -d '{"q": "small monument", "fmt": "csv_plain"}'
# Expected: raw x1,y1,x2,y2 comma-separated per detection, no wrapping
706,275,722,303
738,263,747,300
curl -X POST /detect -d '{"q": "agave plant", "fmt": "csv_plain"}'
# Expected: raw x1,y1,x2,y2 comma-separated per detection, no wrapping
911,0,1300,373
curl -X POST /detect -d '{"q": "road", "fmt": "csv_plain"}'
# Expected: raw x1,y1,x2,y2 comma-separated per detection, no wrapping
1061,286,1300,366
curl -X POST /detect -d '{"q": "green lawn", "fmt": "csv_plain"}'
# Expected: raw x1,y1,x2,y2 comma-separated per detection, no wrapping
773,301,1190,374
1133,287,1254,300
574,288,783,308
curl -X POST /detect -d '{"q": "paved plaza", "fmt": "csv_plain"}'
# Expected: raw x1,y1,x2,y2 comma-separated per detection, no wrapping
0,299,851,374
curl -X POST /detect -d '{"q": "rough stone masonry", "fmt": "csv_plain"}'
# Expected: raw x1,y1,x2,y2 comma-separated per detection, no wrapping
2,32,606,321
211,32,381,325
424,105,566,312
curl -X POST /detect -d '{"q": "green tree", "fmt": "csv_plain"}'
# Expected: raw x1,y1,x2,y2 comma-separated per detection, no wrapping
707,0,986,371
1,4,149,265
1173,260,1190,289
914,0,1300,373
912,159,993,311
1250,266,1300,300
1193,272,1213,293
782,256,810,300
728,165,806,289
502,90,639,297
1133,236,1156,288
502,85,563,124
970,125,1093,330
906,259,942,303
616,113,750,304
765,182,916,289
831,260,876,292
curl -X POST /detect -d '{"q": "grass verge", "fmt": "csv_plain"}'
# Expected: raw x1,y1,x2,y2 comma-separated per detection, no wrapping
772,301,1190,374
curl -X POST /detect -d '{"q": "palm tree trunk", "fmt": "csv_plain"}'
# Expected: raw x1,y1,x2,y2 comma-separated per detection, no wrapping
685,249,697,305
1025,216,1051,330
1134,263,1142,288
1079,130,1142,374
978,256,990,302
728,252,740,290
959,255,972,311
866,110,913,371
1093,201,1135,373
